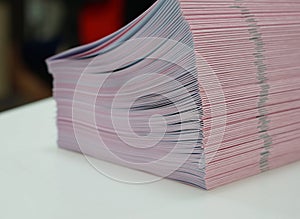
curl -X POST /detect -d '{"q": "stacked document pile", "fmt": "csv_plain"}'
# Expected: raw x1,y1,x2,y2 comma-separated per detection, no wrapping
46,0,300,189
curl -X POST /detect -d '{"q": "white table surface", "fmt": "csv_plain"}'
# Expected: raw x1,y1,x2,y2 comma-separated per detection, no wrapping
1,98,299,219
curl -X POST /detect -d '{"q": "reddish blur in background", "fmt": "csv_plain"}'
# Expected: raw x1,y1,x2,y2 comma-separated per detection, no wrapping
0,0,155,111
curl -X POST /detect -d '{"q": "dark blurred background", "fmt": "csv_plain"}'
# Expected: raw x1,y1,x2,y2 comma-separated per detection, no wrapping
0,0,156,112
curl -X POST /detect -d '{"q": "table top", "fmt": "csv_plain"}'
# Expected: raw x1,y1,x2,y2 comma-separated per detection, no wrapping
1,98,299,219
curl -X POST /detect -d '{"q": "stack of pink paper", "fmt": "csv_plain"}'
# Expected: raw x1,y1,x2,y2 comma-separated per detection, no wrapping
46,0,300,189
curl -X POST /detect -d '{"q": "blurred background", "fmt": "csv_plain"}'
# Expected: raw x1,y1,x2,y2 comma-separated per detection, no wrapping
0,0,156,112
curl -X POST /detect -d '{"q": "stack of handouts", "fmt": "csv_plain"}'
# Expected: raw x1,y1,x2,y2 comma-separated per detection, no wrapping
46,0,300,189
